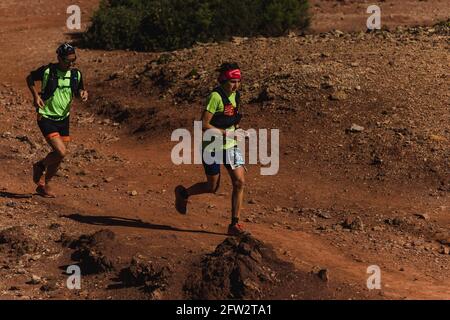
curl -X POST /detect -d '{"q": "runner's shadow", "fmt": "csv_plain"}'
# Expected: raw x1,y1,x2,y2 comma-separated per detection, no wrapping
0,191,32,199
63,213,226,236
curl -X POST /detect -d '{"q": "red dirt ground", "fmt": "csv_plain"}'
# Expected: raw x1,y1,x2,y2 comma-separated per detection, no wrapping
0,0,448,300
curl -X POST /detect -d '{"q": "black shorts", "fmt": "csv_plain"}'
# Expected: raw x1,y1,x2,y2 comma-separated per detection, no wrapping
37,115,70,141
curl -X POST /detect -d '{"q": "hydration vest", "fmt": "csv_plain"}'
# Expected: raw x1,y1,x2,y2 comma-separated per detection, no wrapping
40,64,80,101
209,86,242,129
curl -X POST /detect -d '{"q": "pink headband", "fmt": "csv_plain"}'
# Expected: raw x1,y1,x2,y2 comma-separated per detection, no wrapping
218,69,241,82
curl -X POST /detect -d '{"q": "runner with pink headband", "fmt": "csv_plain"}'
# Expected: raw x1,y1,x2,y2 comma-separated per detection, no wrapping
175,62,248,236
218,68,241,82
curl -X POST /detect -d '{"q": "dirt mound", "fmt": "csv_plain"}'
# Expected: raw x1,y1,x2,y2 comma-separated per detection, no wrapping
0,226,38,256
65,229,118,274
184,234,335,300
119,256,172,294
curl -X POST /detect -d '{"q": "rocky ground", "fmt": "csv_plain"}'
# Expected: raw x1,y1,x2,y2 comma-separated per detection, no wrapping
0,0,448,300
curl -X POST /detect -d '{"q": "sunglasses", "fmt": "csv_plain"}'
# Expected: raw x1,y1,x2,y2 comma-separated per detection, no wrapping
229,79,241,84
62,56,77,64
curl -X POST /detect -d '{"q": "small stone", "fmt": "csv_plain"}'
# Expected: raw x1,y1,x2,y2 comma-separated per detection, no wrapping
439,246,450,255
29,275,41,285
104,177,114,183
414,213,430,220
49,223,61,230
330,91,348,101
40,280,57,292
273,206,283,213
16,268,26,275
76,170,88,176
318,269,329,282
129,190,138,196
347,124,365,133
30,254,41,261
321,81,334,89
343,216,364,231
248,199,257,205
429,134,446,142
371,155,383,165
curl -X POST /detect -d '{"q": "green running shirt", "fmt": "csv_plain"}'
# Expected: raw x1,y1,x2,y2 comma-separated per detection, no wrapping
30,64,84,121
203,91,238,151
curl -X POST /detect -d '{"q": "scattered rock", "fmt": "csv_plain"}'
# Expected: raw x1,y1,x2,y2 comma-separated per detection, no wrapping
245,216,255,223
330,91,347,101
429,134,447,142
184,234,304,299
347,124,365,133
254,87,275,103
318,269,329,282
342,216,364,231
231,36,248,45
316,211,332,219
40,280,57,292
385,217,405,226
414,213,430,220
16,268,26,275
321,81,334,89
0,226,38,256
28,275,41,285
435,233,450,245
371,155,383,165
119,256,172,293
67,229,118,274
49,223,61,230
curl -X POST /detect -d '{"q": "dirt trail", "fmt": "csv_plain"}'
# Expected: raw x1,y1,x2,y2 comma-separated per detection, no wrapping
0,0,448,300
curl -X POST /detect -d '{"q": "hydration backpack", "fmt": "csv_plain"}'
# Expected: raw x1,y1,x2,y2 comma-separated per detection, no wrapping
209,86,242,129
40,64,80,101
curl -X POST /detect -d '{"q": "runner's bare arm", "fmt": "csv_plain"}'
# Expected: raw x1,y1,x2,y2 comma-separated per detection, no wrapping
26,74,44,109
202,110,226,136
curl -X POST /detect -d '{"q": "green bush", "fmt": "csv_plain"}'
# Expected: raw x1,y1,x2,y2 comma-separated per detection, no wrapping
83,0,310,51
